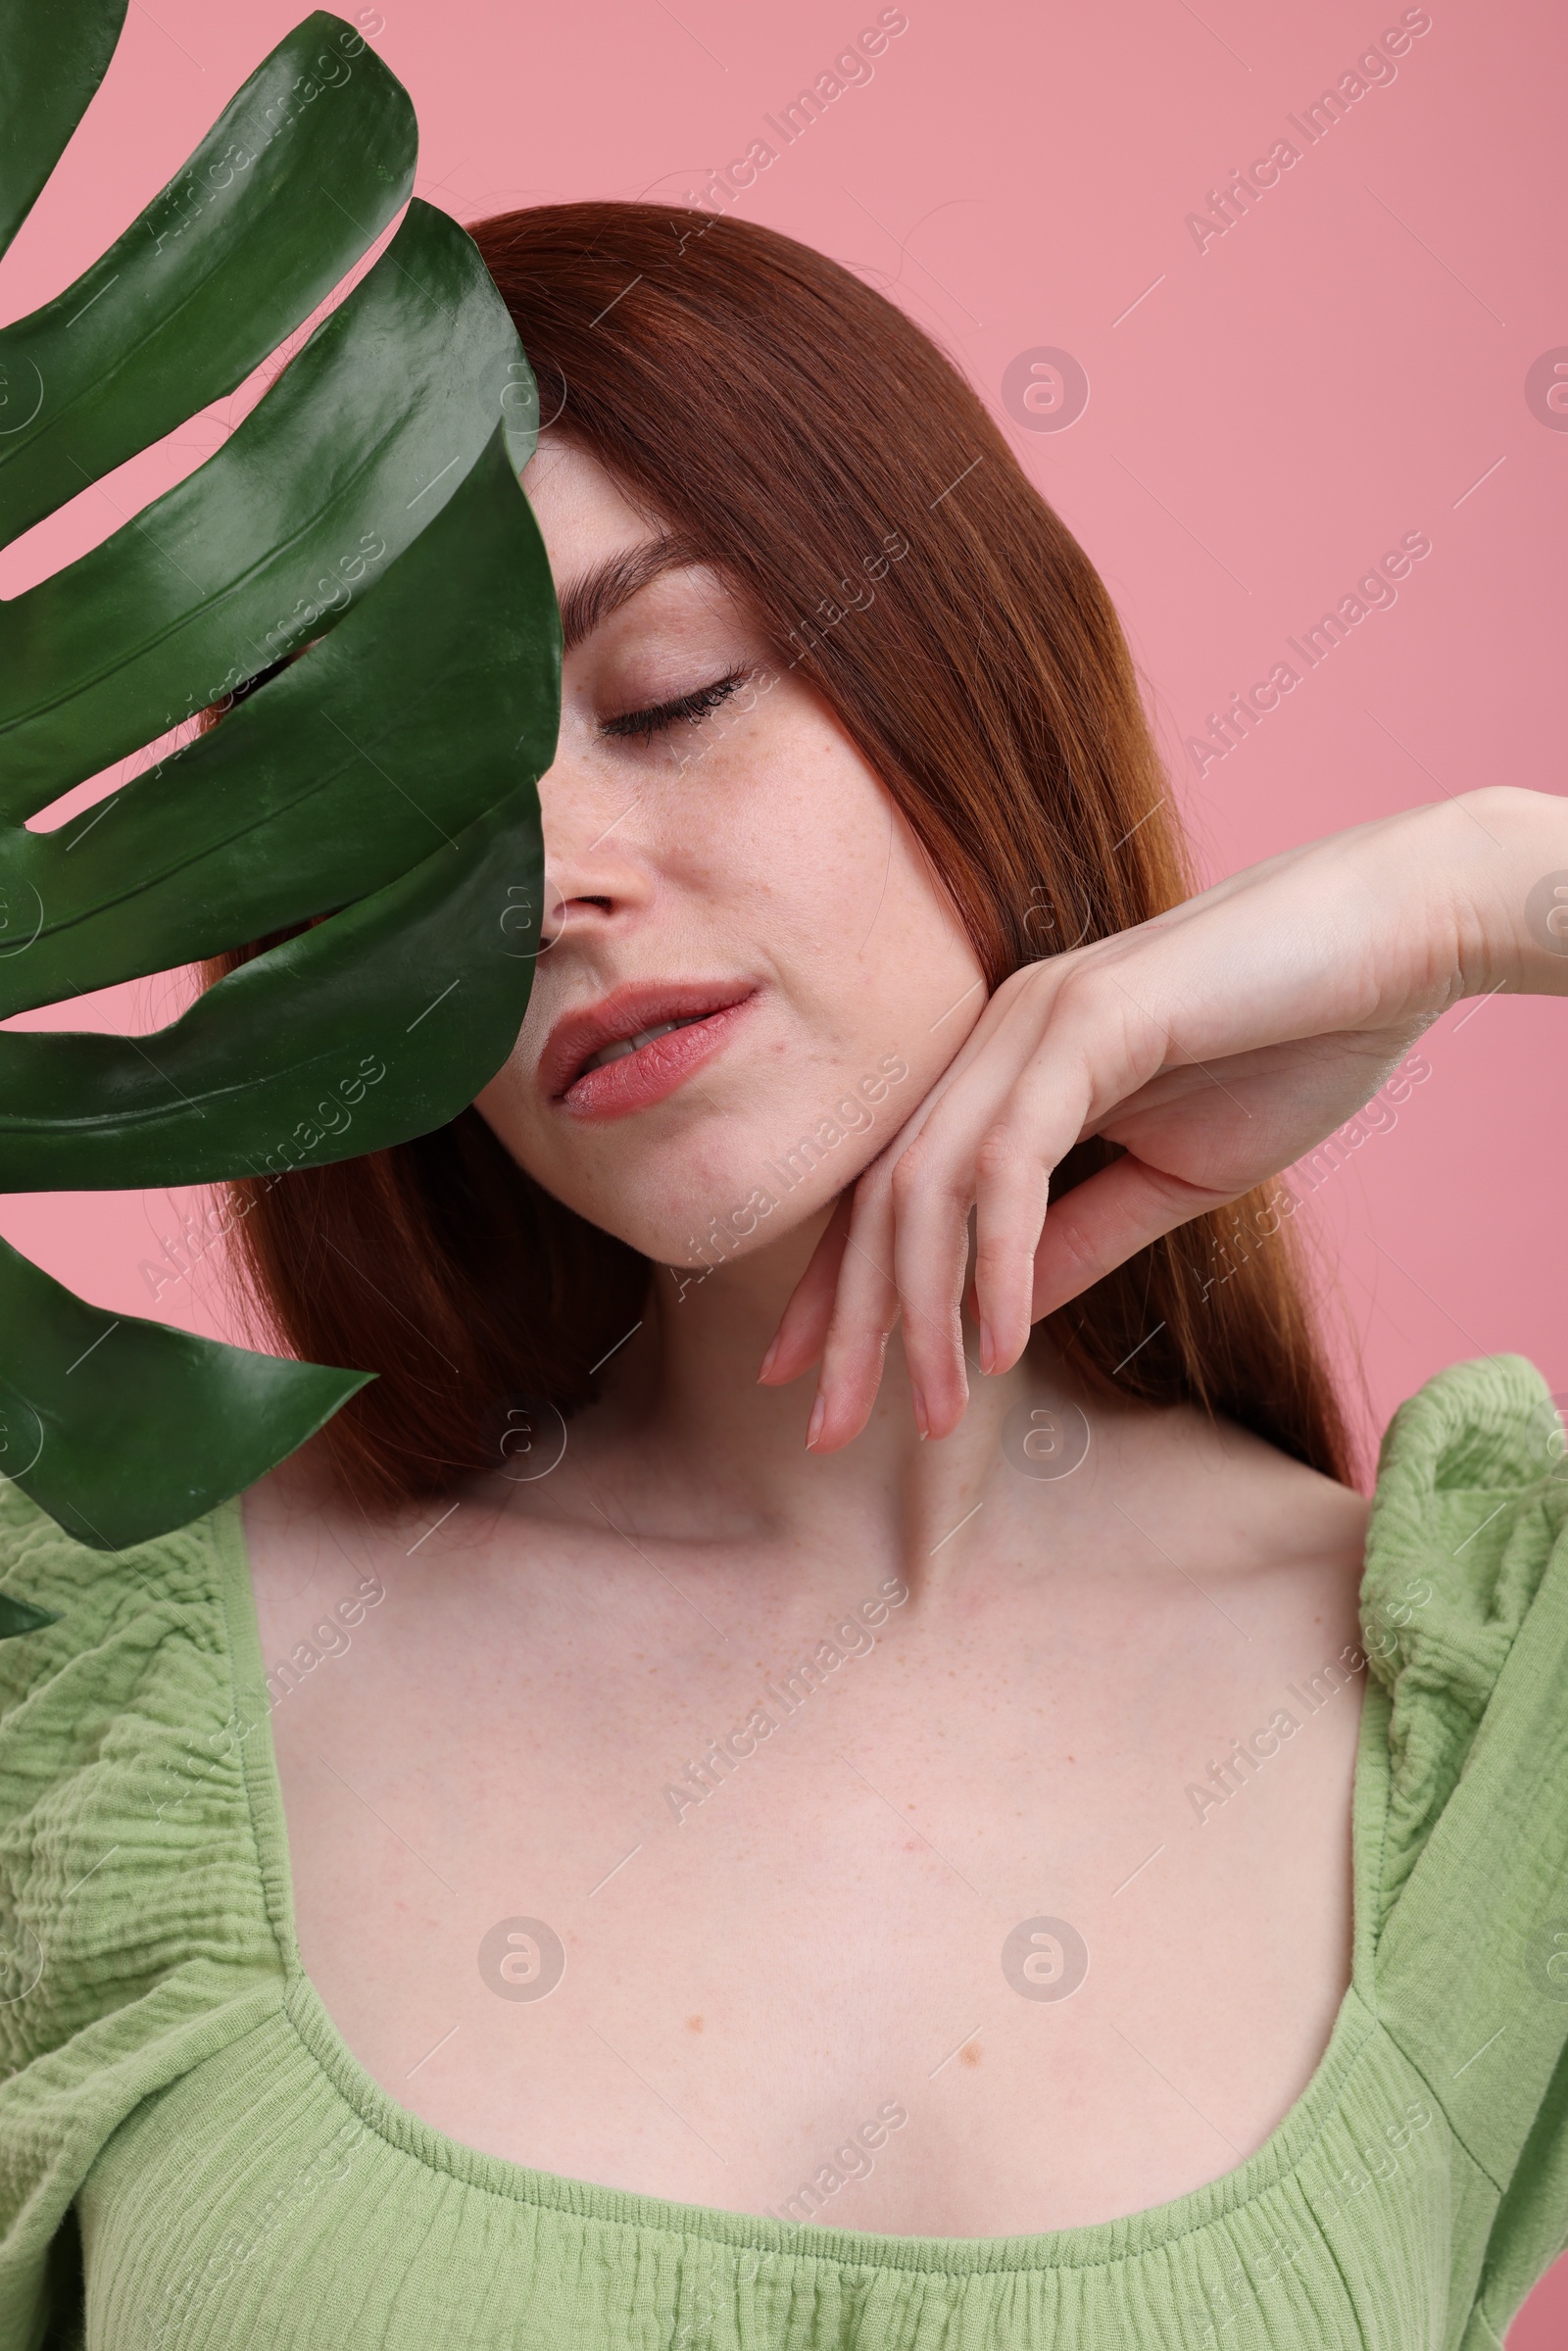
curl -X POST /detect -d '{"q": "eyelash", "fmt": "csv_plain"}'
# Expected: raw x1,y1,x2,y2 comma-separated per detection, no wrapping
600,665,751,748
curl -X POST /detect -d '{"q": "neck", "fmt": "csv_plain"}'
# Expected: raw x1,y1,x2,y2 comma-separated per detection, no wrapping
564,1206,1096,1600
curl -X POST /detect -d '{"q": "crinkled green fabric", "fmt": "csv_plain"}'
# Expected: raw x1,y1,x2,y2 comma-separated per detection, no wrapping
2,1354,1567,2349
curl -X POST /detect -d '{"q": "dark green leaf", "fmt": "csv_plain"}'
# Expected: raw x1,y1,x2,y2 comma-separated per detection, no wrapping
0,1233,372,1549
0,12,417,546
0,1593,62,1641
0,13,560,1602
0,0,128,263
0,429,551,1190
0,197,540,830
0,417,558,1015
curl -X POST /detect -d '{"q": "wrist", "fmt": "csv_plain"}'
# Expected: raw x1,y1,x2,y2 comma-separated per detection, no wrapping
1444,786,1568,999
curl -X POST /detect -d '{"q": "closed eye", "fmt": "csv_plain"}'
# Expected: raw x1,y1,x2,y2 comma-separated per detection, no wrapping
600,665,751,747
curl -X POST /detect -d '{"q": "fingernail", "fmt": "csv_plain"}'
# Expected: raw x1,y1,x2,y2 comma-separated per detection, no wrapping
759,1336,780,1382
806,1394,825,1449
979,1321,995,1375
911,1388,929,1440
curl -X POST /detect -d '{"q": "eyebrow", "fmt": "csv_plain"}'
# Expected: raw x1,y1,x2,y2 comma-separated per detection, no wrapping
557,532,710,654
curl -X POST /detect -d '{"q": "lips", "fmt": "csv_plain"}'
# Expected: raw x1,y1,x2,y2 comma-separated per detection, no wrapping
540,979,760,1113
578,1014,708,1076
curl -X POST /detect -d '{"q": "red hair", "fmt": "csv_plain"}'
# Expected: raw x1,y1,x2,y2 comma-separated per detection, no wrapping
203,201,1356,1505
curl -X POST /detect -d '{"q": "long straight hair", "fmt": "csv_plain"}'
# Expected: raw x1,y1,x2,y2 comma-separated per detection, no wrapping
202,201,1357,1504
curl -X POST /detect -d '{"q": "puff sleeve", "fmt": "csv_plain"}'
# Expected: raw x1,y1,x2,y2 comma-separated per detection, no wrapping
0,1484,281,2351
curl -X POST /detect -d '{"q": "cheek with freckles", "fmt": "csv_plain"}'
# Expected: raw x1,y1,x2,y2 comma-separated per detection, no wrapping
473,707,985,1265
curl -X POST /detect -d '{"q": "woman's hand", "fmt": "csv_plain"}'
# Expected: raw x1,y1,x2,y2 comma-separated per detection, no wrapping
759,787,1568,1450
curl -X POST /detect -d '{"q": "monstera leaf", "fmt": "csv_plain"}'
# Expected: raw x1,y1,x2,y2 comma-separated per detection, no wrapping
0,3,559,1620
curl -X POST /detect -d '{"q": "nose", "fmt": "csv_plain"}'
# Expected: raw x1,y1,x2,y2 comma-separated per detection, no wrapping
532,740,655,955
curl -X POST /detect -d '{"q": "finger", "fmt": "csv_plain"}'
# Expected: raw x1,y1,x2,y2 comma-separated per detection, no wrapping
805,963,1082,1439
1027,1152,1240,1321
968,1117,1055,1375
968,992,1170,1374
790,1018,1004,1439
894,970,1148,1408
883,1126,984,1437
967,1040,1101,1376
807,1173,906,1451
758,1190,853,1386
877,979,1082,1425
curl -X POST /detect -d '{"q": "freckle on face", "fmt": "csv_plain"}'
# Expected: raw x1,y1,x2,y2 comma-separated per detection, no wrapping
470,434,987,1269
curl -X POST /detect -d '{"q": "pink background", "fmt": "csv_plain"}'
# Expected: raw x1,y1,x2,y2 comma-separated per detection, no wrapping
0,1,1562,2329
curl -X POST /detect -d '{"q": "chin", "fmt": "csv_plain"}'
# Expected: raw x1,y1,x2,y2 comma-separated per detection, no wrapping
576,1162,830,1275
558,1105,876,1271
486,1041,915,1268
680,1052,912,1262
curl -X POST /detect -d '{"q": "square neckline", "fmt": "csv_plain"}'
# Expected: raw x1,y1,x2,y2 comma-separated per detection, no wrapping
211,1485,1390,2278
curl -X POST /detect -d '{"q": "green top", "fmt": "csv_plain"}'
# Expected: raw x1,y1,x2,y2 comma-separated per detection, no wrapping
3,1353,1568,2351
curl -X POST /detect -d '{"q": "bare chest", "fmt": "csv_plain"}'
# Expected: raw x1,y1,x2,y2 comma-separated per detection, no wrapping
245,1507,1368,2238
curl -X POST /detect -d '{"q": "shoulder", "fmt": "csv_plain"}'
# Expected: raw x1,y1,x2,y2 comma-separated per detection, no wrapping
1360,1351,1568,1712
1356,1354,1568,1902
1110,1391,1373,1625
0,1470,267,1915
239,1445,418,1643
0,1477,281,2090
0,1474,234,1748
0,1460,240,1679
1351,1354,1568,2218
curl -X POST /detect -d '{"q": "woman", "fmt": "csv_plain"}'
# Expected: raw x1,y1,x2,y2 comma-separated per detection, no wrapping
2,203,1565,2349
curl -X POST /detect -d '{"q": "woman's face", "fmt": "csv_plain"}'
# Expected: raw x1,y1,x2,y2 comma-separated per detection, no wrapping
473,434,987,1272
